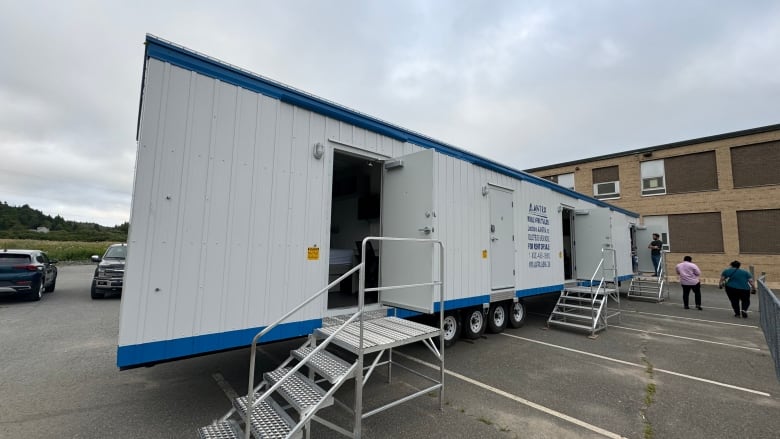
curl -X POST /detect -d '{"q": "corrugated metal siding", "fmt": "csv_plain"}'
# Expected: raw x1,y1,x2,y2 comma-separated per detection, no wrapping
122,53,638,360
124,60,411,346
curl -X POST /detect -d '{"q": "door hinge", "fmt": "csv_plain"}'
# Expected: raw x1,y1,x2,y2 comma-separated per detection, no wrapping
512,235,514,241
513,269,516,275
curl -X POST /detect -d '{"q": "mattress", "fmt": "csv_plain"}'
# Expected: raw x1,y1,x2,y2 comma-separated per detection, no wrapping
329,248,353,266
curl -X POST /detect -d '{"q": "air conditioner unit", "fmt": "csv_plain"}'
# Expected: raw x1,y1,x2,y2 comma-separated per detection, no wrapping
593,181,619,198
642,177,666,195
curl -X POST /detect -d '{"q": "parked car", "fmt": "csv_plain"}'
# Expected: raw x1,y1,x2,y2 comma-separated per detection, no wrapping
91,243,127,299
0,249,58,301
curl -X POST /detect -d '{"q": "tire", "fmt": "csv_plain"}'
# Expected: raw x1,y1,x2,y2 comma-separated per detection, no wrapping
487,302,508,333
441,311,461,347
27,279,43,301
508,300,526,329
91,280,104,299
462,308,486,339
45,278,56,293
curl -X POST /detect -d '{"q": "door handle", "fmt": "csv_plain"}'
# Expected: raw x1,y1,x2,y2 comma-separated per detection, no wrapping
491,236,499,242
419,226,432,234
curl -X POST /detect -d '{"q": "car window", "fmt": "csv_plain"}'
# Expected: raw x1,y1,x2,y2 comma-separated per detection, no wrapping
36,255,45,263
104,246,127,259
0,254,32,265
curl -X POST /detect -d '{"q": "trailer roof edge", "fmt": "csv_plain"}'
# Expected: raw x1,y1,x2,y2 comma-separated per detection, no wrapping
141,34,639,218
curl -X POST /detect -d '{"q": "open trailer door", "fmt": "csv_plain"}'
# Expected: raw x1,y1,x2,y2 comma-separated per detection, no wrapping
379,149,437,313
573,207,613,281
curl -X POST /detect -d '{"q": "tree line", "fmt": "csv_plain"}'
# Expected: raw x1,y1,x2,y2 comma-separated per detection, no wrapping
0,201,128,242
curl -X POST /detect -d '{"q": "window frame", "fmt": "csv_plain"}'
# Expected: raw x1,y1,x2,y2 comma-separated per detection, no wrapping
641,160,666,196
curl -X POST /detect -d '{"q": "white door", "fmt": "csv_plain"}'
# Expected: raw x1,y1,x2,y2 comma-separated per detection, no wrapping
489,185,515,290
637,216,669,273
573,207,613,280
380,149,437,313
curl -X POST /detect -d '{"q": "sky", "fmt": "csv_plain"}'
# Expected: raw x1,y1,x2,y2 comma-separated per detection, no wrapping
1,1,779,226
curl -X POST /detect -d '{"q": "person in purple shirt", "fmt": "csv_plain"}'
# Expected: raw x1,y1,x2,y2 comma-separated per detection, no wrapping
675,255,702,310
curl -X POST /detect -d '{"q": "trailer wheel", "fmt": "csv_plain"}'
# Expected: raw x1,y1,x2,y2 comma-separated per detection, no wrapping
462,308,486,339
487,303,507,333
508,300,526,328
442,311,460,347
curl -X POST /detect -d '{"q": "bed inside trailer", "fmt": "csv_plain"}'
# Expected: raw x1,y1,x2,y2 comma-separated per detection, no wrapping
327,151,382,309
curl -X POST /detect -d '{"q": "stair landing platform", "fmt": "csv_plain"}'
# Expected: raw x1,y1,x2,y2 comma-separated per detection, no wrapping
316,316,441,354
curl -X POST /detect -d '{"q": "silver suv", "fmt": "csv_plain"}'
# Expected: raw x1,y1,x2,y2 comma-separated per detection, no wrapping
91,243,127,299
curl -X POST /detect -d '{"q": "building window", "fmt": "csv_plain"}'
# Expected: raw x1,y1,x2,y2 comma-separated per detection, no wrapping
592,166,620,199
737,209,780,254
665,151,718,194
544,173,575,190
640,160,666,195
731,141,780,188
667,212,723,252
557,173,575,190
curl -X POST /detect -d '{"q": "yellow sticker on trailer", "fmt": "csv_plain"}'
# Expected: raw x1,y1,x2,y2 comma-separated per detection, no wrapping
482,250,488,259
307,247,320,260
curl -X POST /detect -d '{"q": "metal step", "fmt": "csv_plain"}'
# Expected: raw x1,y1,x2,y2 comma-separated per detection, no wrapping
265,367,333,414
233,396,300,439
550,310,594,320
198,420,242,439
548,320,597,331
292,346,355,384
559,295,602,303
555,303,598,311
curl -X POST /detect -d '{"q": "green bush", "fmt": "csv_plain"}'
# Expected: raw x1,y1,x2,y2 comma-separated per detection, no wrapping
0,239,122,262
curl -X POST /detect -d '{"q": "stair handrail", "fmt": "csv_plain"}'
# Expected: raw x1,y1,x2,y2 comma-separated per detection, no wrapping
243,263,362,439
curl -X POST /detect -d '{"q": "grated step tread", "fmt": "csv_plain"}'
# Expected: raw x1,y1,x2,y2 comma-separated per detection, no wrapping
233,395,300,439
198,421,241,439
292,347,354,383
266,367,333,413
551,310,596,320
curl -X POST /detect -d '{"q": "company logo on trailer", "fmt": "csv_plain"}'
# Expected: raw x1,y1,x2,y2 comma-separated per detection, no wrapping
528,204,547,216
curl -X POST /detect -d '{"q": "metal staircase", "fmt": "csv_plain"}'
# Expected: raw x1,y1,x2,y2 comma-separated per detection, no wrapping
627,251,669,302
198,237,445,439
547,247,620,337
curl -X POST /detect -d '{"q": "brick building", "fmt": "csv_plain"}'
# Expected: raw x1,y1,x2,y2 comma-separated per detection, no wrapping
526,124,780,287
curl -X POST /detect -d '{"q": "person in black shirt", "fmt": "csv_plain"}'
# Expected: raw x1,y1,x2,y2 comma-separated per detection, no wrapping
648,233,663,276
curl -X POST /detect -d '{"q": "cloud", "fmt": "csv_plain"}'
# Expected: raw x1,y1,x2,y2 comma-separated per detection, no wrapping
0,1,779,224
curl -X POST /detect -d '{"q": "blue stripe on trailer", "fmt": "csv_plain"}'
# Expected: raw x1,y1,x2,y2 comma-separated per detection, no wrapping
117,318,321,368
517,284,564,297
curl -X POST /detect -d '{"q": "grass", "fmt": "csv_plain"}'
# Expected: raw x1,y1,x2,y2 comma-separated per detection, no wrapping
0,239,119,262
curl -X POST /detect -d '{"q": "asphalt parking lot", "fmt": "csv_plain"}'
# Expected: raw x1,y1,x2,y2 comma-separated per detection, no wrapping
1,264,779,438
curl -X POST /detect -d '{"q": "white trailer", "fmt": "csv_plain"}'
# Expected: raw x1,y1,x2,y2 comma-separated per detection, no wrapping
118,35,639,369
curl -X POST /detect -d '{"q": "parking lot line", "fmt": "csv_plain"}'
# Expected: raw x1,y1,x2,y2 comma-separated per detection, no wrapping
395,352,628,439
629,311,759,328
611,325,762,351
501,333,771,397
212,372,239,402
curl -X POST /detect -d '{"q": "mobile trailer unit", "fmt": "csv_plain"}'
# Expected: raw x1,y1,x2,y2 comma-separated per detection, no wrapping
118,35,639,369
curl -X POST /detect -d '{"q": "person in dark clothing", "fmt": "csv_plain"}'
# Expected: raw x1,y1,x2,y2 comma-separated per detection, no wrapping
720,260,755,318
648,233,663,276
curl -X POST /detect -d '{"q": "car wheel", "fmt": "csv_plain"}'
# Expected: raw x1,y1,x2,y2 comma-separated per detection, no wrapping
441,311,461,347
27,279,43,301
91,280,104,299
45,278,56,293
461,308,486,340
508,300,526,329
487,302,508,334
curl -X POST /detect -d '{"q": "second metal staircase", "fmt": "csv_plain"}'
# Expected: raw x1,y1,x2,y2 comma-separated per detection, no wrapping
627,251,669,302
547,247,620,337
